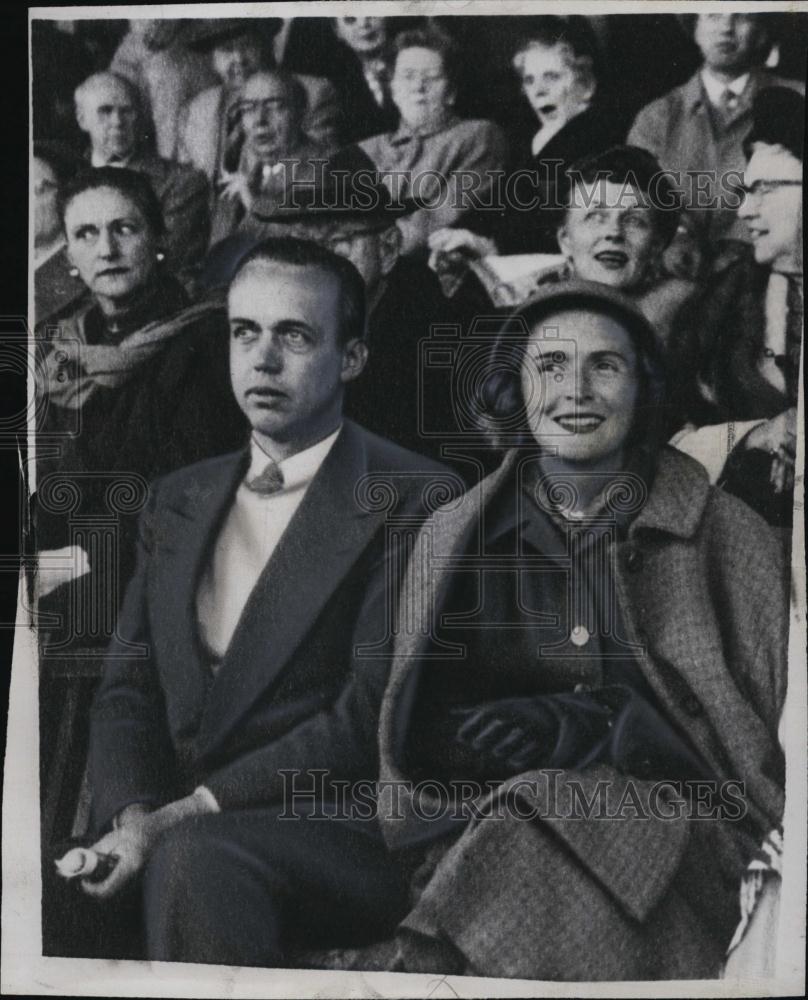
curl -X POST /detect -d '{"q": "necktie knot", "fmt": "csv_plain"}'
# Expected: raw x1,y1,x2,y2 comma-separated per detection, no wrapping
245,460,285,496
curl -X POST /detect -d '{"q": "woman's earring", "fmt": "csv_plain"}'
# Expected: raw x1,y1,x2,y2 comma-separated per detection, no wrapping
69,266,80,278
156,251,165,262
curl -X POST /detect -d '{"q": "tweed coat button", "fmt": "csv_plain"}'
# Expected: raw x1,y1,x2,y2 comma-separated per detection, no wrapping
682,693,704,717
624,547,643,572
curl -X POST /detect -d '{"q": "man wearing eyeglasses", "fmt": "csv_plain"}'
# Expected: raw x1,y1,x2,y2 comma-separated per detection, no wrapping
669,86,802,529
209,69,334,246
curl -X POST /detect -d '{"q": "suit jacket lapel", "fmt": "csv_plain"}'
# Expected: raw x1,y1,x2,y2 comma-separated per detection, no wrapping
196,423,388,755
151,449,248,741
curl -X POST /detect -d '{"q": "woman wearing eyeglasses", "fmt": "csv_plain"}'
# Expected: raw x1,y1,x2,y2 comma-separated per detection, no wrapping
357,24,508,260
668,87,803,531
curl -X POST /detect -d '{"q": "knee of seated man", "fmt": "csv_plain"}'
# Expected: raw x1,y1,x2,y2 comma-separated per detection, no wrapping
144,813,240,901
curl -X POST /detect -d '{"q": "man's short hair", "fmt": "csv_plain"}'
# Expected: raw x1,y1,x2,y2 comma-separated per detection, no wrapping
511,16,599,93
240,69,308,123
231,236,367,345
393,24,461,90
74,71,140,118
59,167,166,238
564,145,681,247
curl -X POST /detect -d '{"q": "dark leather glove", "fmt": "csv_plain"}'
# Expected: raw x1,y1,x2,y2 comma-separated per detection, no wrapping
592,685,718,783
451,693,614,776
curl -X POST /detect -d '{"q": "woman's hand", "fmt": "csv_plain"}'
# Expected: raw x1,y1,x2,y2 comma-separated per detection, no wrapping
36,545,90,599
742,408,796,494
428,227,496,260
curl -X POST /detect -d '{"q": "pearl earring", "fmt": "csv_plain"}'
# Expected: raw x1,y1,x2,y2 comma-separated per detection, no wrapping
69,266,80,278
156,251,165,262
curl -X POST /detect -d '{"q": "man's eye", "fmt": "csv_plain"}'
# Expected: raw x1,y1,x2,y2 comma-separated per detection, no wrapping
523,75,535,87
74,227,97,241
594,360,620,373
283,329,310,347
231,326,256,341
115,222,137,236
543,72,561,83
624,213,650,230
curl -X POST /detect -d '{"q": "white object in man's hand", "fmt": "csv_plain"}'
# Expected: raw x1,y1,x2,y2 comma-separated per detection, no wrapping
81,789,218,900
36,545,90,599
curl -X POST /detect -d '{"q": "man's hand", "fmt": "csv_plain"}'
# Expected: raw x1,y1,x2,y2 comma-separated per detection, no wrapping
427,227,495,259
81,789,218,901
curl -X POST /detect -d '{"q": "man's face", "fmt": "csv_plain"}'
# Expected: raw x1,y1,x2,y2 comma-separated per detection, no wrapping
695,13,767,76
213,34,263,89
518,43,590,127
520,308,640,469
228,262,364,451
64,186,156,303
738,143,803,271
558,181,663,290
241,74,297,161
76,77,138,161
320,220,400,297
34,157,61,246
391,47,453,129
334,17,386,56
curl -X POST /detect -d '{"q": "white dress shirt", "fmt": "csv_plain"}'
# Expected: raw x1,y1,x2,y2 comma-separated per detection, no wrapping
91,150,133,168
195,427,341,662
700,69,750,109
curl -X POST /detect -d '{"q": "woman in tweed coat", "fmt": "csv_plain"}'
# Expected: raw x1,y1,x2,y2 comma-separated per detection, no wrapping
376,281,788,981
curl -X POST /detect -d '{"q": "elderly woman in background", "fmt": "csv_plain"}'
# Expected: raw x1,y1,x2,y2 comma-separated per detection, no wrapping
375,281,787,980
209,69,335,245
36,167,246,614
358,24,508,260
428,17,623,270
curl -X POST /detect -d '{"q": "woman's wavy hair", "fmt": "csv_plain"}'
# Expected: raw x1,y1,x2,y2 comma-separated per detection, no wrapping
477,282,670,470
511,16,599,97
59,166,166,239
393,23,461,90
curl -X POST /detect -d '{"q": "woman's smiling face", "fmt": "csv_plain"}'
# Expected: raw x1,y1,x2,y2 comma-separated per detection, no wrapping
520,308,640,470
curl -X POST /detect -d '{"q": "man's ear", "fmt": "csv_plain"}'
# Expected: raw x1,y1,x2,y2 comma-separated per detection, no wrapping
557,219,572,260
75,99,89,134
379,224,401,277
340,337,369,384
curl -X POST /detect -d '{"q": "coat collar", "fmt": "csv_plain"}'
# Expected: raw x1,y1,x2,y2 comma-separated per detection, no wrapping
683,66,765,114
389,113,460,145
195,420,390,755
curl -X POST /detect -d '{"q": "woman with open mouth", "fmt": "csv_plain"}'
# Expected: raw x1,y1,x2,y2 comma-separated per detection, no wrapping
374,280,787,981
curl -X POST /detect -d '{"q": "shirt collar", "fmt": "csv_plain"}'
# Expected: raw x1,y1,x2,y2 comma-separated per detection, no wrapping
91,150,133,168
390,113,459,145
247,426,342,494
699,68,750,107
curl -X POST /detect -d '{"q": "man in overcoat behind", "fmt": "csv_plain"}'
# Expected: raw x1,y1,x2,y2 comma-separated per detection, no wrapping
76,237,455,965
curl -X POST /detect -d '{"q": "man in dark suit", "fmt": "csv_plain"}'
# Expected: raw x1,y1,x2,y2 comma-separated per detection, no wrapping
79,237,454,965
74,70,211,272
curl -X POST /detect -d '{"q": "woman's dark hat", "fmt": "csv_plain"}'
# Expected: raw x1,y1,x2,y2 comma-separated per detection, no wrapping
744,86,805,162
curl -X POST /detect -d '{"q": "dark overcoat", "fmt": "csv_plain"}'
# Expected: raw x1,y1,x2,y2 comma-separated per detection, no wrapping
88,421,457,829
